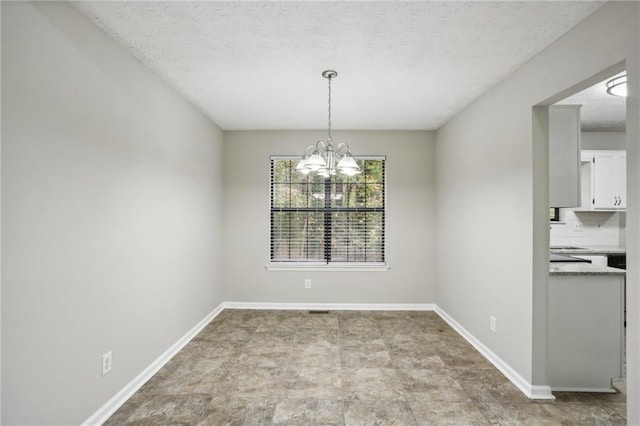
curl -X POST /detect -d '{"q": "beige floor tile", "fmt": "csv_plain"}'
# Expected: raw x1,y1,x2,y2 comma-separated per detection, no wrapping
341,345,394,368
224,366,287,398
284,366,343,399
197,396,274,426
272,399,344,425
342,367,406,401
288,343,341,368
127,393,211,424
343,399,417,426
410,401,490,425
399,369,471,403
476,402,563,425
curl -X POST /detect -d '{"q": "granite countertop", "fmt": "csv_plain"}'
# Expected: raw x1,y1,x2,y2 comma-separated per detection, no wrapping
550,245,626,255
549,262,626,276
549,245,626,275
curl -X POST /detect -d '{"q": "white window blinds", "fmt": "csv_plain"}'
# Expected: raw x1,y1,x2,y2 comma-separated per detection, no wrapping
270,157,385,264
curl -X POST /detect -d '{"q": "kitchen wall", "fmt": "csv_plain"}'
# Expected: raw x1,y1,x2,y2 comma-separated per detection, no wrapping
581,131,626,150
1,3,224,424
222,130,436,305
550,210,625,247
436,2,638,420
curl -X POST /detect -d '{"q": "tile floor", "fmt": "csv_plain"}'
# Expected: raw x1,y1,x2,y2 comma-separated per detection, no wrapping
105,310,626,425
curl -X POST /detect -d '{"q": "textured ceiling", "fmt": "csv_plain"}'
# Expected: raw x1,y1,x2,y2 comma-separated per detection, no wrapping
74,1,605,131
558,72,626,132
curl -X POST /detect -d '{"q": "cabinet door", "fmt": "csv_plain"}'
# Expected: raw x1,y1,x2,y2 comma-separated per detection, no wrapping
615,153,626,208
549,106,581,207
593,152,616,208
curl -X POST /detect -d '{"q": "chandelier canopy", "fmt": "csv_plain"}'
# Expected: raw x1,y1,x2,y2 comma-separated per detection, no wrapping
296,70,361,178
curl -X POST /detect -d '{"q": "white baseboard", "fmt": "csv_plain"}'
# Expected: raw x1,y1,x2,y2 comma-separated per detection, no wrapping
83,303,225,426
434,306,555,400
223,301,437,311
551,386,616,393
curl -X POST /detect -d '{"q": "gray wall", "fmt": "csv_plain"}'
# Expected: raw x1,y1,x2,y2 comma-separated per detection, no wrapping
1,3,224,424
436,1,639,421
223,130,436,304
581,131,626,150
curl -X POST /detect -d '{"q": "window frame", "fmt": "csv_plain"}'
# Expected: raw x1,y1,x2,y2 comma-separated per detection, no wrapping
266,155,389,272
550,207,560,222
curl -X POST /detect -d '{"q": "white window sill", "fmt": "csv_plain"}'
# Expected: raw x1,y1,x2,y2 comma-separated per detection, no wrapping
265,263,390,272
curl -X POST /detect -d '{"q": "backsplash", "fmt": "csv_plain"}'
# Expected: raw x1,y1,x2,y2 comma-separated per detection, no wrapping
550,209,626,247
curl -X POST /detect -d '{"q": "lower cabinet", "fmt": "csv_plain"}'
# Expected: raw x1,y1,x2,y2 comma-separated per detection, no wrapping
548,273,624,391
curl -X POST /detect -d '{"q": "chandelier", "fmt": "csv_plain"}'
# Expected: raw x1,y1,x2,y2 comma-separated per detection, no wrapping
296,70,361,178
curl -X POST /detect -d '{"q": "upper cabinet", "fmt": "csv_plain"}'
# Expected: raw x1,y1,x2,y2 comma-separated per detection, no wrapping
549,106,581,208
578,150,626,211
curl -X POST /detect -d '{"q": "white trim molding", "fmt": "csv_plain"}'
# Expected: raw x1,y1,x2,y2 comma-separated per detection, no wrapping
551,386,616,394
265,263,390,272
223,301,435,311
435,306,555,400
82,303,226,426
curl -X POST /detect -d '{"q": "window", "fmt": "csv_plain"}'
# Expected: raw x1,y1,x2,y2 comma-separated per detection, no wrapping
550,207,560,222
270,156,386,265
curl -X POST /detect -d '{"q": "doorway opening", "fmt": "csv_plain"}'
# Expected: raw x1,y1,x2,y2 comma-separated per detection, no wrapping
532,62,629,406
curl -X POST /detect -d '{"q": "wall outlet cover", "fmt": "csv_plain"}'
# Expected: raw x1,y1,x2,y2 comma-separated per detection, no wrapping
102,351,112,376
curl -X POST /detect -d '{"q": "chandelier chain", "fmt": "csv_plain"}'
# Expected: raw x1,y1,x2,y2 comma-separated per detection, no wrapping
327,75,332,141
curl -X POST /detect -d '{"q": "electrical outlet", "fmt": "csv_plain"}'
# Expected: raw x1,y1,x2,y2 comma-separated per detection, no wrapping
490,316,497,333
102,351,112,376
304,279,311,289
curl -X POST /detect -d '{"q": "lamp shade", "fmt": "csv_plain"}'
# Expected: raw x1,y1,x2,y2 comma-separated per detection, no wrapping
295,158,308,170
305,152,326,171
337,154,359,171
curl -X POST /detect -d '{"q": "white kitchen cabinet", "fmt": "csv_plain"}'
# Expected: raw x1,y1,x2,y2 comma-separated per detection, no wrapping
549,106,581,208
579,150,626,210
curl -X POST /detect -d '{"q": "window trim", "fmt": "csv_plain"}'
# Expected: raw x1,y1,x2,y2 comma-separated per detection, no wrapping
265,262,390,272
267,155,388,270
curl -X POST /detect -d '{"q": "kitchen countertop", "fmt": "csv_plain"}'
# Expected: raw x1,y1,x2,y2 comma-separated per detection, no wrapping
549,245,626,275
550,245,626,255
549,262,626,276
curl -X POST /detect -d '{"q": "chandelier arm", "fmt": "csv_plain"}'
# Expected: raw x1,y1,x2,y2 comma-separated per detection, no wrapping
335,142,351,156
